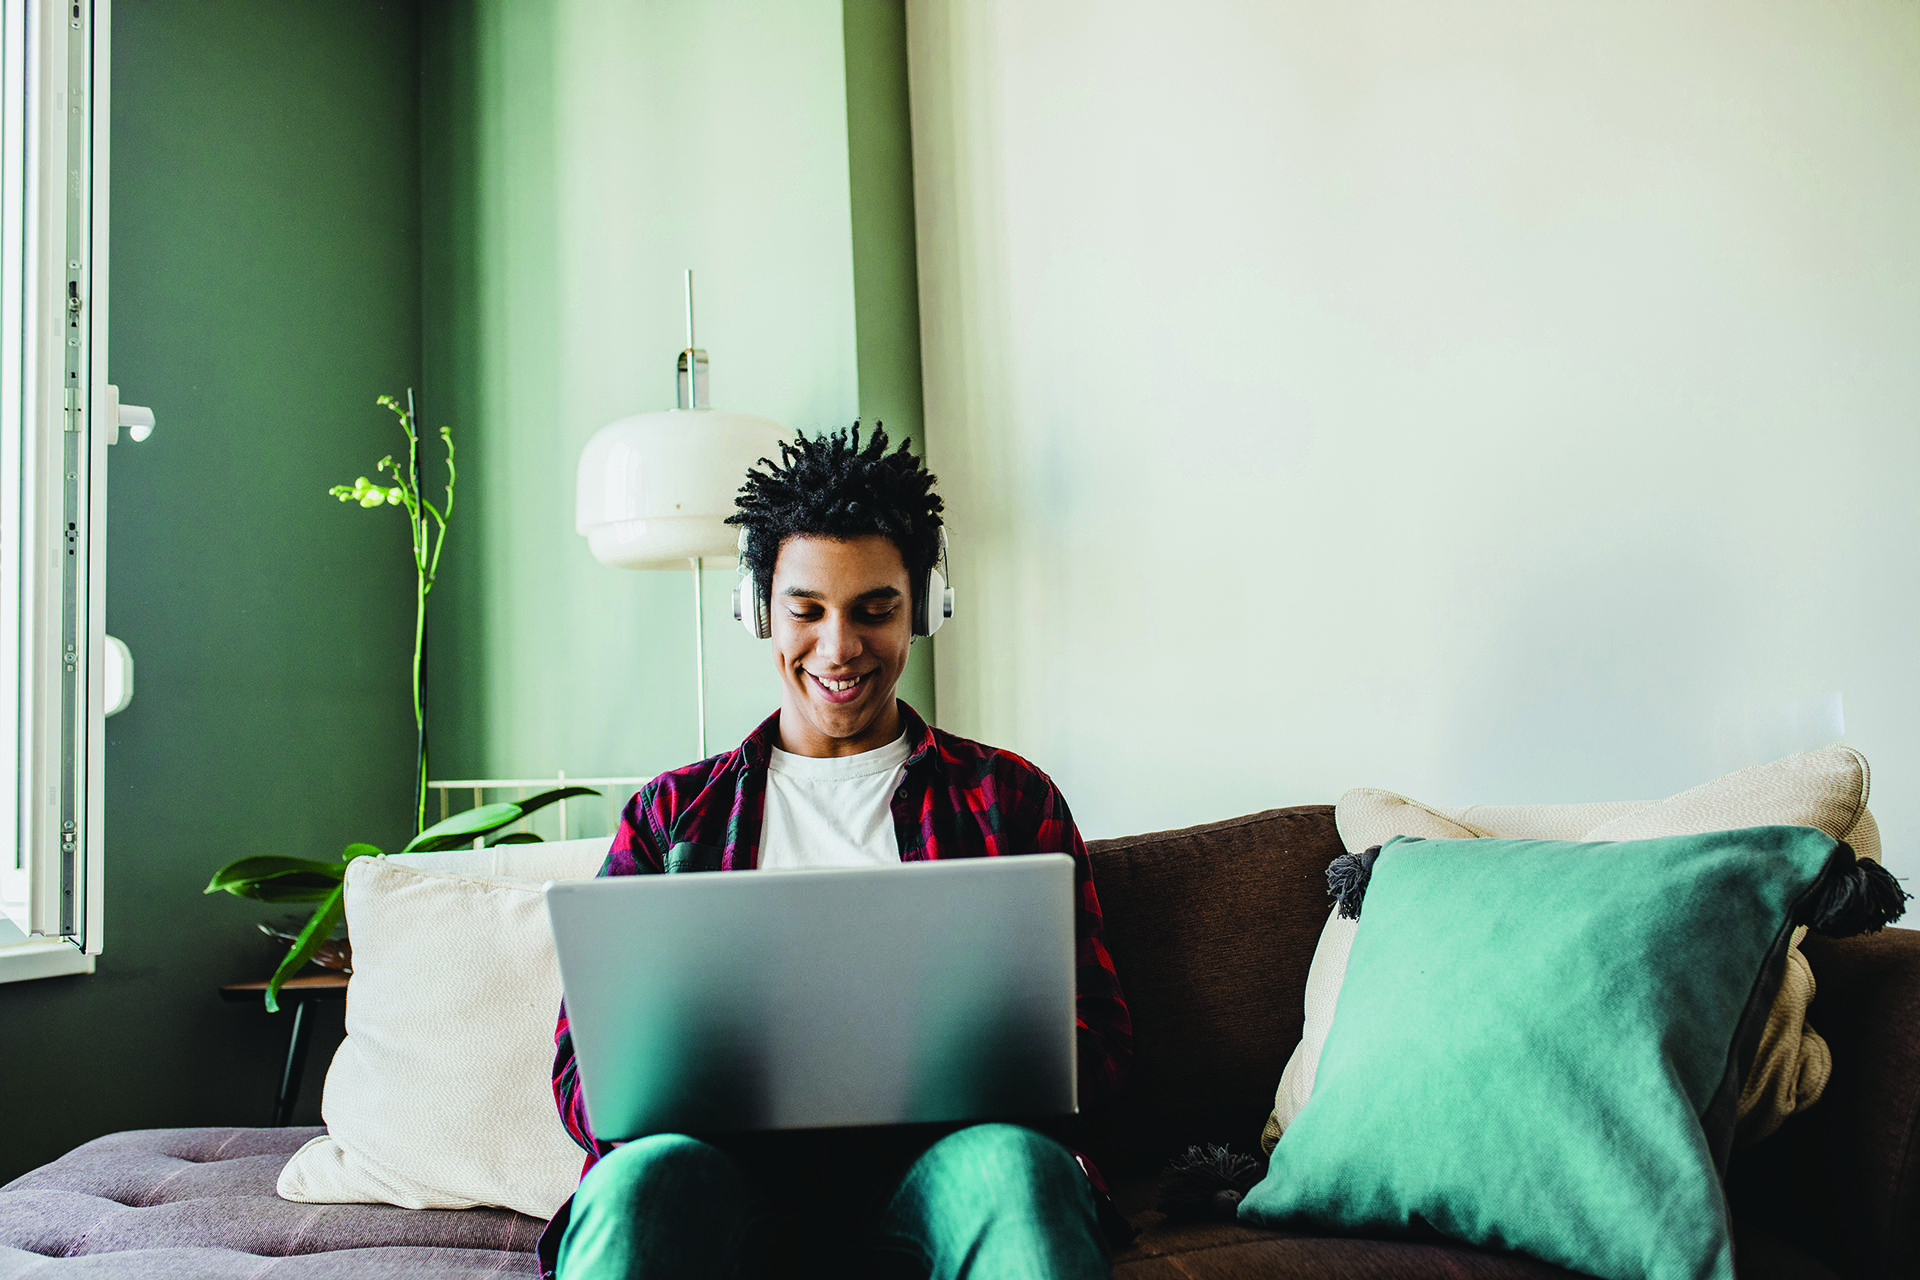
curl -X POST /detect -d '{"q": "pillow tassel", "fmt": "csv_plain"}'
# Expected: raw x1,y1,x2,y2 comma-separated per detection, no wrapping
1800,841,1910,938
1327,846,1381,920
1156,1144,1264,1221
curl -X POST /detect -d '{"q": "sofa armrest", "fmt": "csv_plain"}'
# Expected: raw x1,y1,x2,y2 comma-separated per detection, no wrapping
1727,925,1920,1278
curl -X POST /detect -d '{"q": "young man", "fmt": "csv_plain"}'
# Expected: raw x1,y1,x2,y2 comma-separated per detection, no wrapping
542,425,1131,1279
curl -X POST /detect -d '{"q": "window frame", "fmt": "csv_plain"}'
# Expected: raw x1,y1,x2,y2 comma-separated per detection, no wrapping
0,0,108,980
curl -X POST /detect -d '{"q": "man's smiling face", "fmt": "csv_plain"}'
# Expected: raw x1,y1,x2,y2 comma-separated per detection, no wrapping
769,533,913,758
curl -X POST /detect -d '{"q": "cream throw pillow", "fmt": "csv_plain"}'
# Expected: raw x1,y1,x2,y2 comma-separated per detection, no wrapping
276,839,608,1218
1264,746,1875,1153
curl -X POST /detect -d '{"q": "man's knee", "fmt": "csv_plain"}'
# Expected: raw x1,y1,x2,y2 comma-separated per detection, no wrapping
560,1136,764,1279
882,1125,1106,1279
914,1124,1085,1200
576,1133,742,1210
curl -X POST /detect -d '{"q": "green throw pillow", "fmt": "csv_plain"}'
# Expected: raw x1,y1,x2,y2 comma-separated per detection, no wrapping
1238,825,1906,1280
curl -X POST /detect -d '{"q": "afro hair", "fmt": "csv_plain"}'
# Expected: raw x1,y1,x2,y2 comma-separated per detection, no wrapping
725,421,945,614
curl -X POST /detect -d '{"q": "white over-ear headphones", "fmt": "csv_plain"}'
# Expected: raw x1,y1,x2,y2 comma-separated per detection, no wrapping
732,526,953,640
732,527,772,640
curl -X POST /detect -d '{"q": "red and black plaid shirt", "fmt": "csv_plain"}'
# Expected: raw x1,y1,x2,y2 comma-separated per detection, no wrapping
550,702,1132,1170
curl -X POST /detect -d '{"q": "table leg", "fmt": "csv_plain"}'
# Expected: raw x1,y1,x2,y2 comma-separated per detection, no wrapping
273,999,312,1126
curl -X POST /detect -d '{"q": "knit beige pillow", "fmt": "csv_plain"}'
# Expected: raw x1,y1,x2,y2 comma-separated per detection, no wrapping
1263,746,1876,1153
276,840,607,1218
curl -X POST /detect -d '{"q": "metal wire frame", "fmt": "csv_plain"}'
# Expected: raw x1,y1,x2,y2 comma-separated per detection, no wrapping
425,772,649,844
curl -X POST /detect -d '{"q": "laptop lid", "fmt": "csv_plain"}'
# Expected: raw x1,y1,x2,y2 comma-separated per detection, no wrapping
545,854,1078,1140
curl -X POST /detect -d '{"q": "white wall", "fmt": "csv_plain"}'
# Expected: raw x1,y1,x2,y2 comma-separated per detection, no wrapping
907,0,1920,888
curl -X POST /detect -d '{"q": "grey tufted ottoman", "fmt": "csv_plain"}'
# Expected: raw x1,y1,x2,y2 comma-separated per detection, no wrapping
0,1128,545,1277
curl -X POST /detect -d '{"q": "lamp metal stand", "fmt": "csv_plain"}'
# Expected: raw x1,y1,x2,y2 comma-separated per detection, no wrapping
690,555,707,759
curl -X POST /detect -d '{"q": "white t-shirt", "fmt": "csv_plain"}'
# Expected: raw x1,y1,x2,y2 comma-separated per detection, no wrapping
757,730,913,870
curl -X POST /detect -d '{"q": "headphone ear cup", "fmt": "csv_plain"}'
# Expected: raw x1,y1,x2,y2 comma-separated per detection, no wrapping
732,581,760,639
732,529,771,640
731,581,770,640
916,525,952,637
918,563,947,637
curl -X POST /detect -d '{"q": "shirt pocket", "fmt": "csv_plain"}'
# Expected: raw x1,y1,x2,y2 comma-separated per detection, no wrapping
665,841,726,873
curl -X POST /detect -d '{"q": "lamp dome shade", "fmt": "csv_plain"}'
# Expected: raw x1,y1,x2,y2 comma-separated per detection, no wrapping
576,407,790,568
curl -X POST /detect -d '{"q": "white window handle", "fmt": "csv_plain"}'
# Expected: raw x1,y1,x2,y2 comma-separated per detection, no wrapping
103,636,133,716
103,384,154,444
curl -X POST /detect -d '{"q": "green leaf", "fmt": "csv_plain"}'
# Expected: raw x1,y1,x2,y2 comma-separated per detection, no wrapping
487,831,545,846
220,874,341,903
205,856,348,895
340,843,382,863
400,787,603,854
402,802,524,853
513,786,601,817
264,884,345,1014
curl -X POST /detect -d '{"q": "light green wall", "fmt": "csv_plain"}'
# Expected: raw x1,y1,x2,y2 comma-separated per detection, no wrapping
424,0,933,788
844,1,930,478
0,1,420,1184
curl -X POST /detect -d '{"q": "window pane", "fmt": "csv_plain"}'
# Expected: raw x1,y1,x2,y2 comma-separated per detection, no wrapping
0,0,31,931
0,0,98,953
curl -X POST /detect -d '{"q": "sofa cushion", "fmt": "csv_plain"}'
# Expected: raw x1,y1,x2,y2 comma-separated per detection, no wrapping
0,1126,1839,1279
1271,746,1878,1147
1239,826,1861,1280
1084,806,1344,1172
1725,926,1920,1278
277,841,608,1219
1106,1169,1594,1279
0,1127,543,1276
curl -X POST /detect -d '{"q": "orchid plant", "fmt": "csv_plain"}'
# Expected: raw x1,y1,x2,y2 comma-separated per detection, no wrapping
330,392,454,834
205,393,596,1011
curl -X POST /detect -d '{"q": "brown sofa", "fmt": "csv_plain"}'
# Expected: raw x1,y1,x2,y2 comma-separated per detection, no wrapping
3,804,1915,1277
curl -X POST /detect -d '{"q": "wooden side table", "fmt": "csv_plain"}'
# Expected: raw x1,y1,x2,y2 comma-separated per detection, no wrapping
220,973,349,1125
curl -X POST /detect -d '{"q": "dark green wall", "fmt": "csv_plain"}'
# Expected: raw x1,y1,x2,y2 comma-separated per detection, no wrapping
0,1,421,1183
0,0,932,1186
418,0,479,779
415,0,527,783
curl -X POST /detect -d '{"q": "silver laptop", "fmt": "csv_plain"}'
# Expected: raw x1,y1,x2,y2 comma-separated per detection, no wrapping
544,854,1079,1140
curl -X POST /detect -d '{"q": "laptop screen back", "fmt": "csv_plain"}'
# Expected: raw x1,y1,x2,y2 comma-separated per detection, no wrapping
545,854,1078,1140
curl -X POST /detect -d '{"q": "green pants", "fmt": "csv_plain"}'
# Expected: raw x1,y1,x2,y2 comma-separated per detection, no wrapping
556,1123,1108,1279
